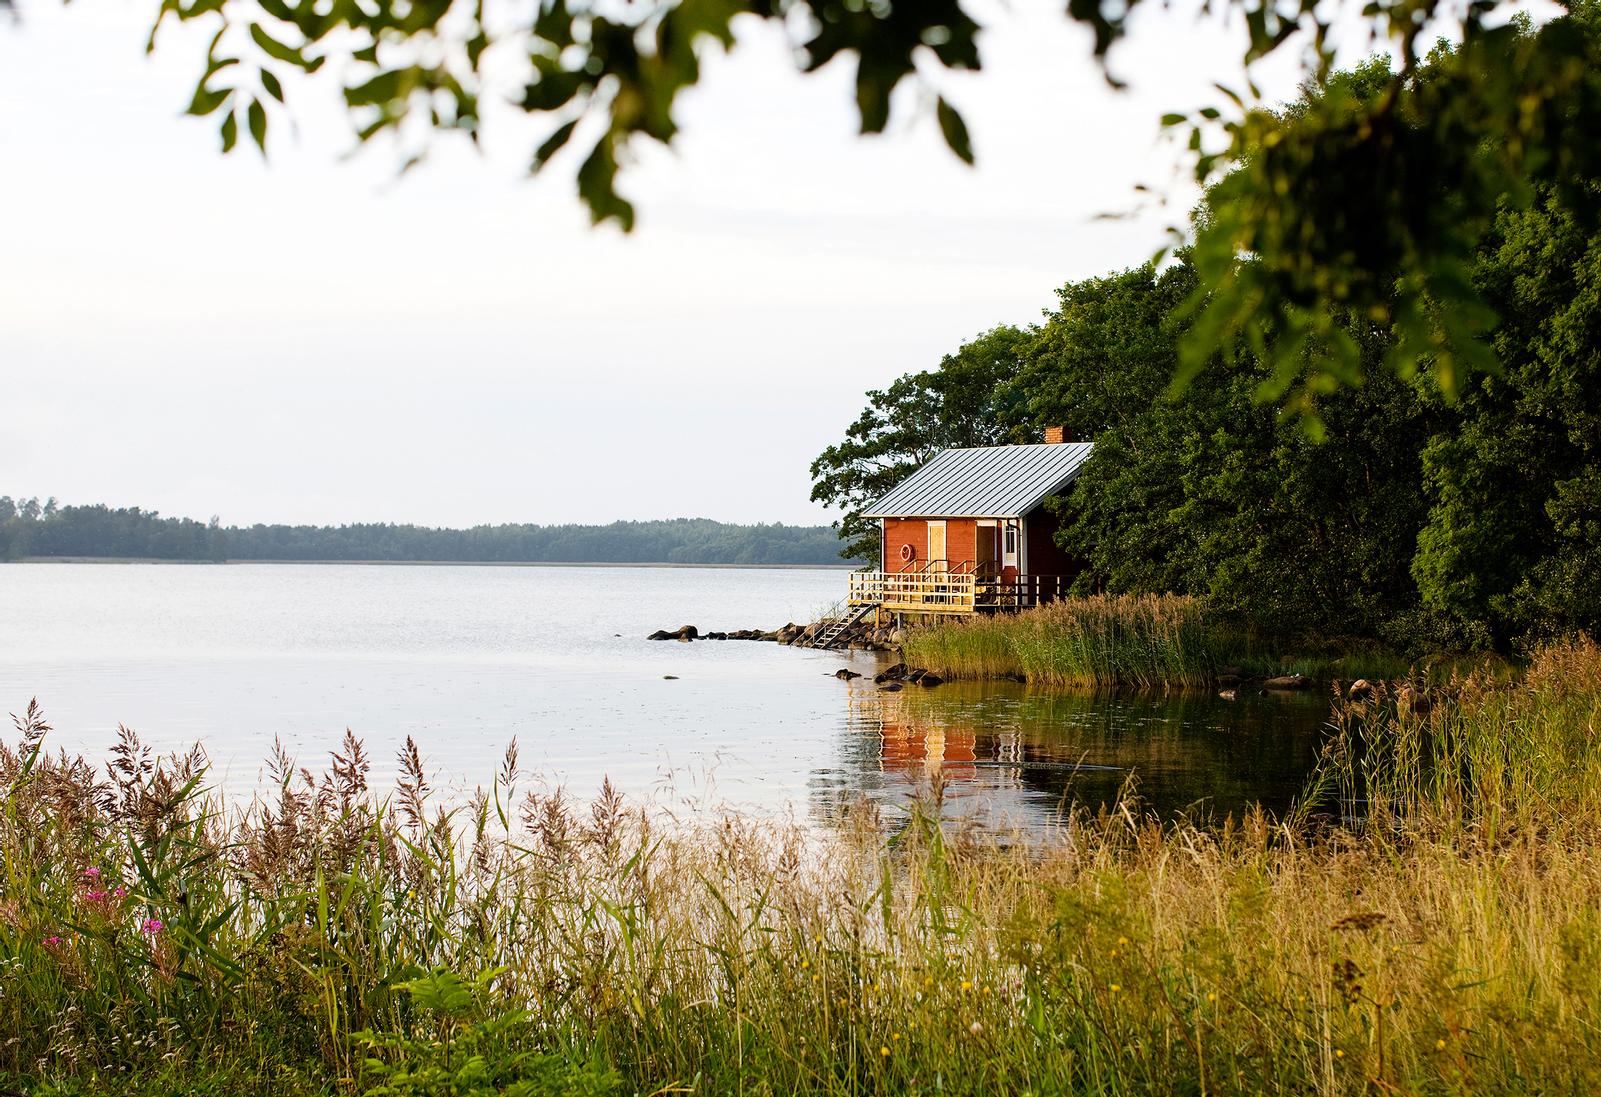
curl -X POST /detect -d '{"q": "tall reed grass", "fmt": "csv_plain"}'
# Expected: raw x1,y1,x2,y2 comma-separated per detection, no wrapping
4,637,1601,1095
902,594,1229,689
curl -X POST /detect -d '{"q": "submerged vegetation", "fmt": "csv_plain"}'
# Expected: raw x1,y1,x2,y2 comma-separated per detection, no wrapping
5,637,1601,1094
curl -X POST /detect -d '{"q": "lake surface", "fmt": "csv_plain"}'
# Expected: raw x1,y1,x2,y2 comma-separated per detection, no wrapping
0,563,1333,832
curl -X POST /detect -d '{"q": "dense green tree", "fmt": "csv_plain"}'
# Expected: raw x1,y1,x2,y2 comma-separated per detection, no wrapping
1413,181,1601,640
1011,262,1431,641
0,504,861,565
809,326,1028,564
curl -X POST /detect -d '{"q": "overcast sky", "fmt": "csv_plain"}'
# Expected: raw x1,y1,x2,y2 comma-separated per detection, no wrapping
1,0,1418,527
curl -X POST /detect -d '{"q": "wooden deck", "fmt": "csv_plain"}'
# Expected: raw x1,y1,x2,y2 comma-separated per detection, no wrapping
848,561,1068,615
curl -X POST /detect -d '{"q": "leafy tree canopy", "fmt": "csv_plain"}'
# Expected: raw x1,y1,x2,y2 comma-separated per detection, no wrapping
12,0,1590,418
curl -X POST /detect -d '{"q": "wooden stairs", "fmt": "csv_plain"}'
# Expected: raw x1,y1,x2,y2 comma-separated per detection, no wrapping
804,602,878,650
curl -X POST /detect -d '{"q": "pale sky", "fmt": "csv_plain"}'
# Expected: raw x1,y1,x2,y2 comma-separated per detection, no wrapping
0,0,1428,527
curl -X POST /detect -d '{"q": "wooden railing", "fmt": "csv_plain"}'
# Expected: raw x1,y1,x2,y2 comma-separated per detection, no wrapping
850,566,1071,614
850,569,977,613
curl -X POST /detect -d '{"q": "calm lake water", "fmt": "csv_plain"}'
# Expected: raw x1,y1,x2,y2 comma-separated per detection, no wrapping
0,563,1333,832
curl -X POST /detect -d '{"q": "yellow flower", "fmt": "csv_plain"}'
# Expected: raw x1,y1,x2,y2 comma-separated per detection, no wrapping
880,1046,890,1057
1110,984,1121,993
1436,1039,1447,1051
801,959,810,970
961,980,972,992
1207,992,1217,1003
1335,1050,1345,1059
1117,936,1129,946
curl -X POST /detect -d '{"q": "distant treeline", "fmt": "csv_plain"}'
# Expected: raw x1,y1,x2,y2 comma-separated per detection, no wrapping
0,498,857,566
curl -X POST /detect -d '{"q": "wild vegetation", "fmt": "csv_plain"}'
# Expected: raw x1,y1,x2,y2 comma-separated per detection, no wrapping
5,637,1601,1095
0,499,856,566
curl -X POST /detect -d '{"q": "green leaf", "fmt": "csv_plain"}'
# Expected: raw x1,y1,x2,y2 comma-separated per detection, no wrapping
531,118,580,172
248,23,318,72
188,82,233,118
220,110,239,152
247,98,268,152
260,69,285,103
936,96,974,165
576,136,635,230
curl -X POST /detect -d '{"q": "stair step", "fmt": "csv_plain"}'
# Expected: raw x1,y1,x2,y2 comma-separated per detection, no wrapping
806,603,877,650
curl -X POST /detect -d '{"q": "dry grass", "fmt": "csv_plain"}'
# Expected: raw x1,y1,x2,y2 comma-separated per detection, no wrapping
3,638,1601,1094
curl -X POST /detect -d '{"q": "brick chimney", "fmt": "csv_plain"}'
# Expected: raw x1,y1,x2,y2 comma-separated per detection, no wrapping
1043,425,1067,444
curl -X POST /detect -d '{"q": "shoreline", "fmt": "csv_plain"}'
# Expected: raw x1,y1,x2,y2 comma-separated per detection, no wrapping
4,556,861,570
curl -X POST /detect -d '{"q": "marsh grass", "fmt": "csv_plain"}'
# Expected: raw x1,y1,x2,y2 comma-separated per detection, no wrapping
902,595,1460,688
902,594,1228,689
4,638,1601,1095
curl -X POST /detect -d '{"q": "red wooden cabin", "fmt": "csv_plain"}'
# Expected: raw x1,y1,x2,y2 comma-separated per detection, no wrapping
847,429,1091,617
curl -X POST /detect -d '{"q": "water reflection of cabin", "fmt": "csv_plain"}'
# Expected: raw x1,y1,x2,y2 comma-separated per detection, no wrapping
850,428,1091,618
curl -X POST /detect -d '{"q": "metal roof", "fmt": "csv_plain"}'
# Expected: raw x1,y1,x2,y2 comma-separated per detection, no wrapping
862,442,1094,519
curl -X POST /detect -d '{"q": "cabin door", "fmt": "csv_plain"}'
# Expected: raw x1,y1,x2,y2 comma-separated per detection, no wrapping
926,521,947,573
976,521,998,576
1002,522,1020,573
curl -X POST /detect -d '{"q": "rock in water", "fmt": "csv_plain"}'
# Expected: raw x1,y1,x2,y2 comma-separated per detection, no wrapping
1263,674,1310,691
917,674,943,687
834,669,862,680
879,681,904,692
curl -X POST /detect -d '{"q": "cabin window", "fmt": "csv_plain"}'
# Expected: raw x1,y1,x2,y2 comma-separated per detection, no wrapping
1003,527,1017,555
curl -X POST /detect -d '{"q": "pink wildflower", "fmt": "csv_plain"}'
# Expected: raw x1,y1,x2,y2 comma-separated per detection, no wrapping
43,935,63,947
83,890,109,903
141,918,163,935
82,867,101,880
112,887,128,899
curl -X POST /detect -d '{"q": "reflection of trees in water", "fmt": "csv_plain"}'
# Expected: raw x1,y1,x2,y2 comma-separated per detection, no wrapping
810,681,1334,833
